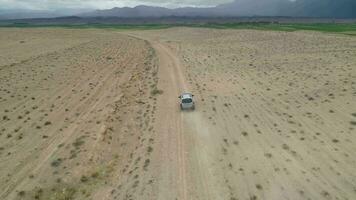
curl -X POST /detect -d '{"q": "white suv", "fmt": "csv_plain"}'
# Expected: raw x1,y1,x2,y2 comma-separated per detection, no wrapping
179,93,195,110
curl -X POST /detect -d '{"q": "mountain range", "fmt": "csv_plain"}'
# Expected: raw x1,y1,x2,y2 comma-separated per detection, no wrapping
81,0,356,18
1,0,356,20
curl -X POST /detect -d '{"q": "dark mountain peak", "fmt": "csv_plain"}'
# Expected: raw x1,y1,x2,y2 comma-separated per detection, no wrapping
134,5,157,9
78,0,356,19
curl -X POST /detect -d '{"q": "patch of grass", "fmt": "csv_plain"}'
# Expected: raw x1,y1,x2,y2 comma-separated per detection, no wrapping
196,22,356,34
250,195,258,200
44,121,52,126
72,137,85,149
17,190,26,196
51,186,77,200
332,139,339,143
80,175,89,183
255,184,263,190
242,131,248,136
34,187,43,200
282,144,290,150
51,158,62,167
150,88,163,96
351,121,356,126
143,159,150,170
147,146,153,153
91,172,99,178
264,153,272,158
0,23,173,30
27,185,77,200
322,190,330,197
2,22,356,35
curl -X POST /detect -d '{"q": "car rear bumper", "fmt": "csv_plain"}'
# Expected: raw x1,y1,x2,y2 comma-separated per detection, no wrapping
181,103,195,110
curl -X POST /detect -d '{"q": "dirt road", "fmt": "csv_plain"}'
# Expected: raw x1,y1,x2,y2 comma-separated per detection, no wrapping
146,40,222,200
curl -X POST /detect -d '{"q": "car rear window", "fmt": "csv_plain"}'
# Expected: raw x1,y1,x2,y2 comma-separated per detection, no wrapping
182,98,192,103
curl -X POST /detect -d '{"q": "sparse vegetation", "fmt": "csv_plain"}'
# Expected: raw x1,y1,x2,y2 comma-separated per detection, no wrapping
17,190,26,196
144,159,150,170
34,187,43,200
150,88,164,96
44,121,52,126
91,172,99,178
264,153,272,158
80,175,89,183
1,23,356,36
72,137,85,148
255,184,263,190
282,144,290,150
332,139,340,143
51,158,62,167
147,146,153,153
51,186,77,200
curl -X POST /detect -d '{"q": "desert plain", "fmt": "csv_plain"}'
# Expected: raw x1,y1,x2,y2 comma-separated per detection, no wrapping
0,27,356,200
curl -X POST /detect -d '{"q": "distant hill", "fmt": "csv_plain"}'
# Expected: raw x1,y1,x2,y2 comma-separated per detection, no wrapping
0,9,90,20
81,6,171,18
1,0,356,20
81,0,356,19
79,5,215,18
290,0,356,18
0,10,61,20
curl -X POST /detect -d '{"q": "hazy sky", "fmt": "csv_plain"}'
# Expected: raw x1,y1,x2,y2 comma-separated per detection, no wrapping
0,0,234,10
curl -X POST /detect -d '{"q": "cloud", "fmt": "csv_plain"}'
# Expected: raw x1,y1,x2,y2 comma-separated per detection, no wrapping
0,0,234,10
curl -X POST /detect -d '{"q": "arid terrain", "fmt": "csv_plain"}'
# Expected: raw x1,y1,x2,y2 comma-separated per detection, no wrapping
1,27,356,200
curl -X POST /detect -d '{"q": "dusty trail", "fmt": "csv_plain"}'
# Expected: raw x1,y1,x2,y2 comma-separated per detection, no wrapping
150,41,189,200
133,34,224,200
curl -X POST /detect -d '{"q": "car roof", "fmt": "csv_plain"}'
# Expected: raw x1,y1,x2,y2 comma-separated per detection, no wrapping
181,93,193,99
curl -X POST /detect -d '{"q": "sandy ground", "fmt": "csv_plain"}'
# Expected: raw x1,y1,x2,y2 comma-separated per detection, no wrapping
1,28,356,200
